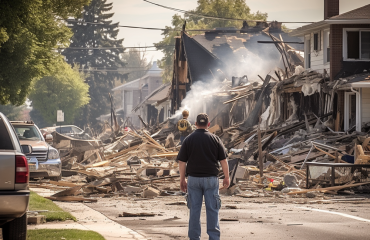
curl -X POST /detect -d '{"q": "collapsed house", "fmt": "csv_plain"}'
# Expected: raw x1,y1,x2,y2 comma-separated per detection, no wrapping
170,20,304,127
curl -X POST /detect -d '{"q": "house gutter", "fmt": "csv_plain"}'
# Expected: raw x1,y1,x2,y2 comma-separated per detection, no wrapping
290,19,370,37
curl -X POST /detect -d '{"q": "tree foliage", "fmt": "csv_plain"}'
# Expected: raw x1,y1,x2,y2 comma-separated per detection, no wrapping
62,0,127,126
0,0,90,105
0,104,27,121
155,0,267,82
29,59,90,125
121,49,152,82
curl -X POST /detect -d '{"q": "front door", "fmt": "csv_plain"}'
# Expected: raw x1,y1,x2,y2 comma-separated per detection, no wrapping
344,91,361,131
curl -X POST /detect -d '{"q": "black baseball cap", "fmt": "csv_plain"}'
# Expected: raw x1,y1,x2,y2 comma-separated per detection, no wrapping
196,113,209,125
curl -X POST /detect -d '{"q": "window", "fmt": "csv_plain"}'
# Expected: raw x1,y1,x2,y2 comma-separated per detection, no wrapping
323,30,330,63
345,30,370,60
0,118,13,150
305,36,311,69
13,125,42,141
314,33,319,51
361,31,370,59
58,126,72,134
347,31,360,59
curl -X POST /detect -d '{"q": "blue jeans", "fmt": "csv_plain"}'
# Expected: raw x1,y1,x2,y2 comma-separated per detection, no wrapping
180,135,186,145
186,176,221,240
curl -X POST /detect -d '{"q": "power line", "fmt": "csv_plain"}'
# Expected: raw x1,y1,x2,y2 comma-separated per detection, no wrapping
59,46,173,49
67,20,173,31
66,20,298,32
78,69,162,72
143,0,314,24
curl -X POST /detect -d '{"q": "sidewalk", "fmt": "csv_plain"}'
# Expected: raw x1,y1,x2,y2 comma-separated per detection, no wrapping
29,188,147,240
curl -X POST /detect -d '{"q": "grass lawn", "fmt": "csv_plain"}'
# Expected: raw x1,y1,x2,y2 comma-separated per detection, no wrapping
29,191,76,222
27,229,105,240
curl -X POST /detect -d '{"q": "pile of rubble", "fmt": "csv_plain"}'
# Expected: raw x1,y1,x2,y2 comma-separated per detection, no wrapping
31,113,370,204
31,69,370,203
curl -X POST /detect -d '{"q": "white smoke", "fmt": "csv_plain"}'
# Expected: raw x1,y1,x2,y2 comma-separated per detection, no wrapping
226,48,279,81
173,79,225,123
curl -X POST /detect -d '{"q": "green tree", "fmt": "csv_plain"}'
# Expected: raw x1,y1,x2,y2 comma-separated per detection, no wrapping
155,0,267,82
62,0,127,126
0,104,27,121
121,49,152,82
29,108,49,129
0,0,90,105
28,59,90,125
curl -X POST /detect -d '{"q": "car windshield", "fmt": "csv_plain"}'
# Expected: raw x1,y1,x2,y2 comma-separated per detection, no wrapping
13,125,42,141
55,126,82,134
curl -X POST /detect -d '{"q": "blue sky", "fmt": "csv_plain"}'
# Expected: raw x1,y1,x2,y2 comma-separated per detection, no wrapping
110,0,370,62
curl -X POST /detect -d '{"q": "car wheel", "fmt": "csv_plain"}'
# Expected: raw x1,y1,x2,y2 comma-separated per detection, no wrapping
2,213,27,240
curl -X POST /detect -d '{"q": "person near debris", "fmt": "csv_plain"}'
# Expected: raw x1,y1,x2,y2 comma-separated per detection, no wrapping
177,113,230,240
177,110,193,144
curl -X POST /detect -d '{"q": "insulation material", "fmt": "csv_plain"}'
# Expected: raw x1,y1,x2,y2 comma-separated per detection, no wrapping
260,106,271,130
301,83,321,96
286,96,298,122
294,65,305,76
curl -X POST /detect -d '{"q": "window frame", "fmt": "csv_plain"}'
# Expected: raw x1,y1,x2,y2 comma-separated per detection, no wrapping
304,34,311,69
360,30,370,60
323,29,330,64
313,32,320,51
343,28,370,61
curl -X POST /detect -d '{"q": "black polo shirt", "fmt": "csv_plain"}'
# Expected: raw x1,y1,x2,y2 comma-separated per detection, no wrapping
177,129,228,177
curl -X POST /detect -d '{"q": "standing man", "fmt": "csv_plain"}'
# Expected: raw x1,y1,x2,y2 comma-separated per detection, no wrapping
177,113,230,240
177,109,192,145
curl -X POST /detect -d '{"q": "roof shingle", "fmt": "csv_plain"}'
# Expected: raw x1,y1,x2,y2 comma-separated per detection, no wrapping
330,4,370,20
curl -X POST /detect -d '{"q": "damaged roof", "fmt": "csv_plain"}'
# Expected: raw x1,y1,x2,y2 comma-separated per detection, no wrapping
182,32,225,83
132,83,171,112
192,31,303,57
182,29,303,82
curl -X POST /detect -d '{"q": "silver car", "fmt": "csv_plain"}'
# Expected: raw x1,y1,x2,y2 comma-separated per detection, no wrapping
11,121,62,181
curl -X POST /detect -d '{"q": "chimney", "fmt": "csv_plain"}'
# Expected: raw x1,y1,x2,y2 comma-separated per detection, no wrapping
324,0,339,19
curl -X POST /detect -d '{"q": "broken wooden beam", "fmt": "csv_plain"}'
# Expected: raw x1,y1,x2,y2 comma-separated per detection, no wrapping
45,196,98,202
287,182,370,195
119,212,155,217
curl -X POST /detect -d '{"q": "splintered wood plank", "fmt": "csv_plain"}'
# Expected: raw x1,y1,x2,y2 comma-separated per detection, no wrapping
287,182,370,195
51,185,82,197
45,196,97,202
119,212,155,217
49,181,78,188
106,145,139,160
91,160,110,167
208,124,221,133
290,151,330,163
151,152,179,158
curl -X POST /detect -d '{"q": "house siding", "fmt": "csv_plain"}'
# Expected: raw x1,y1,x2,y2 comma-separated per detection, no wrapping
330,24,370,81
362,88,370,124
307,31,331,75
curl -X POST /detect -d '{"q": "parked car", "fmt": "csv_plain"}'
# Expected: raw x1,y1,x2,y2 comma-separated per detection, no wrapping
0,112,30,239
11,121,62,181
41,125,92,140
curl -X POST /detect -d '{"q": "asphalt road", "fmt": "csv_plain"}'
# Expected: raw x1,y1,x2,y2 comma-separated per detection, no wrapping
87,195,370,240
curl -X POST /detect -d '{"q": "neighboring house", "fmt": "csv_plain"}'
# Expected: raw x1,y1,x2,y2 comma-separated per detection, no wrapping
109,62,163,127
290,0,370,132
132,83,171,126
